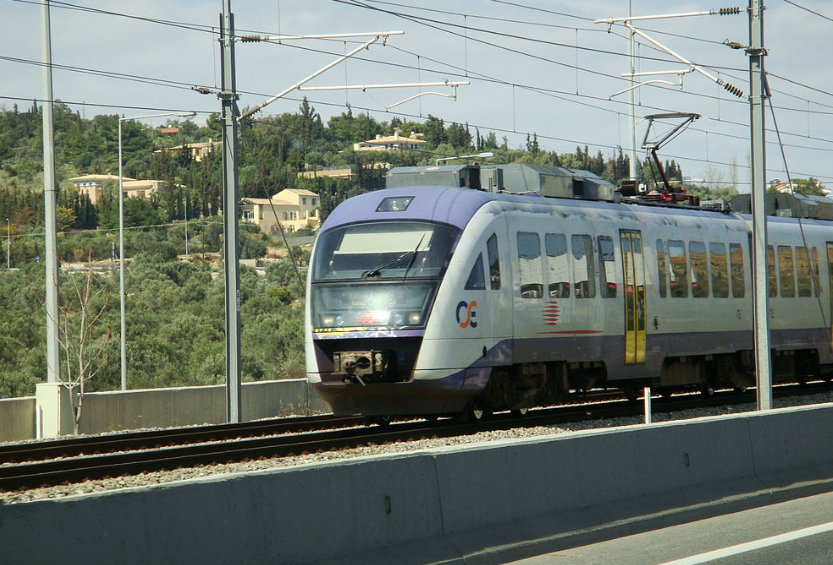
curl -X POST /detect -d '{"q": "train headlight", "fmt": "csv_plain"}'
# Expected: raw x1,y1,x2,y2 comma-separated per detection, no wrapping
391,312,405,326
335,315,345,326
321,315,335,327
408,312,422,325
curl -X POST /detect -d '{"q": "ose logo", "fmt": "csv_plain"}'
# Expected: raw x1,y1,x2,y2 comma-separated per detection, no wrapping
456,300,478,329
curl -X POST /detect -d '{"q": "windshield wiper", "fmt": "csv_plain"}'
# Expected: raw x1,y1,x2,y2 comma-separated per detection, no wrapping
362,251,416,279
362,234,427,280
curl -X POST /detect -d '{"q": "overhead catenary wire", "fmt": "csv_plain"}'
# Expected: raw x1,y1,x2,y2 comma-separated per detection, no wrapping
12,0,833,113
5,0,833,183
8,0,833,127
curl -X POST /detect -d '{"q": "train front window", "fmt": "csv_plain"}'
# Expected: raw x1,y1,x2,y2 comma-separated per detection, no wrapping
312,282,436,330
313,221,459,282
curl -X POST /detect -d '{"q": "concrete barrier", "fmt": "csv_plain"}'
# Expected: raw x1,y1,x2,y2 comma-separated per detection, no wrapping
0,396,35,442
78,379,329,434
3,403,833,565
0,379,330,442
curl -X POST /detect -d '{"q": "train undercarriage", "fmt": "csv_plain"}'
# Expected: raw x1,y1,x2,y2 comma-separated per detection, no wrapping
465,347,828,420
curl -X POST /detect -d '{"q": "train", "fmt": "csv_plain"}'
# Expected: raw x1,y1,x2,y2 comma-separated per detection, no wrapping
304,164,833,422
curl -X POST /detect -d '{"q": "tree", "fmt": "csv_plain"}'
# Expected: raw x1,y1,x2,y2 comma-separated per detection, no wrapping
57,255,112,433
422,115,447,147
446,122,473,150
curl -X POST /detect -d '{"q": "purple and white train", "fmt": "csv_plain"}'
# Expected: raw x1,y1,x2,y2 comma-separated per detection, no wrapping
305,180,833,421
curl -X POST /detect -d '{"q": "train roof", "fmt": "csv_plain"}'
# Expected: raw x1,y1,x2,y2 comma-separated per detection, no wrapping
320,185,749,233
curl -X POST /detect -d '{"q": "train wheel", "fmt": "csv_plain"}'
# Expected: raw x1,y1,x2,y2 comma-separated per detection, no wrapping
470,406,487,422
511,408,529,418
367,415,392,427
700,384,715,397
458,403,490,423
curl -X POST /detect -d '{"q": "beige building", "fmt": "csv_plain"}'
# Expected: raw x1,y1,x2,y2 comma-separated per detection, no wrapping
68,174,166,204
240,189,321,234
353,132,425,152
154,140,221,162
123,179,165,200
297,167,355,180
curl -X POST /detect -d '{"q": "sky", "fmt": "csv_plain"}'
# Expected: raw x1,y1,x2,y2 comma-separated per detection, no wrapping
3,0,833,190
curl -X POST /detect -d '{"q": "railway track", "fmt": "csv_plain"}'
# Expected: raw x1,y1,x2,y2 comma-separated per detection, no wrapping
1,383,827,493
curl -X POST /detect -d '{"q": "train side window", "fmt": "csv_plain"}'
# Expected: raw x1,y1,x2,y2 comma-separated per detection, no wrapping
767,246,777,297
545,233,570,298
572,234,596,298
689,241,710,298
668,240,688,298
730,243,745,298
778,246,796,298
796,247,812,297
656,240,668,298
464,253,486,290
598,236,617,298
709,242,729,298
487,233,501,290
812,247,821,296
517,232,543,298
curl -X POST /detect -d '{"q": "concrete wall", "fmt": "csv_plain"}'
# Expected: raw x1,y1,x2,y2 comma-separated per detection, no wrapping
0,379,330,442
79,379,329,434
3,403,833,565
0,396,35,442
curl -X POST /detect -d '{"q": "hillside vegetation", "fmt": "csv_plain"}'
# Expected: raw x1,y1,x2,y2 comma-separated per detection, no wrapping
0,99,687,397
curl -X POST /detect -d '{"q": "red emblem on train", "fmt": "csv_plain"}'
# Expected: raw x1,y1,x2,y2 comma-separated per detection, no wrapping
543,301,560,326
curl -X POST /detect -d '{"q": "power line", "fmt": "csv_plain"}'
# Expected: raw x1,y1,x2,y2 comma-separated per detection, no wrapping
0,94,210,116
782,0,833,23
6,0,833,180
10,0,833,122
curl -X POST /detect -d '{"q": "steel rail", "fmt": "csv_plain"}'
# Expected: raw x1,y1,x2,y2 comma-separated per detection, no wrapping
1,383,827,492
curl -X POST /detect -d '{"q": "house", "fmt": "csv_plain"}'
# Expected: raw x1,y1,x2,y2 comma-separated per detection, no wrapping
240,189,321,234
68,174,166,204
123,179,165,200
297,167,355,180
68,174,132,205
154,139,221,162
353,132,425,152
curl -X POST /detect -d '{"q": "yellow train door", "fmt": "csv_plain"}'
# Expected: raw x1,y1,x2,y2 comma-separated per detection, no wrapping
621,230,647,364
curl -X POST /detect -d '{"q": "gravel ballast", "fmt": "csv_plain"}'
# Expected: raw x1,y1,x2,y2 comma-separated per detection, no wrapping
2,391,831,505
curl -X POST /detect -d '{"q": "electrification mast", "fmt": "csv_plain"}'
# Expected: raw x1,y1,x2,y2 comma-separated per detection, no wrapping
42,0,60,383
220,0,242,423
748,0,772,409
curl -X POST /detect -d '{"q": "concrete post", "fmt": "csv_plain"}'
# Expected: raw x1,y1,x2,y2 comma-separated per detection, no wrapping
35,382,75,438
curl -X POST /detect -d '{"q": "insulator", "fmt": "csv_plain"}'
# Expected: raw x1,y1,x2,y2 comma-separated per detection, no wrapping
719,7,742,15
240,35,262,43
724,83,745,98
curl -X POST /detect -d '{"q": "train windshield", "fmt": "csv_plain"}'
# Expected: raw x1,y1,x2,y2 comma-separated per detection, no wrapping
312,221,458,282
312,282,437,330
311,221,458,330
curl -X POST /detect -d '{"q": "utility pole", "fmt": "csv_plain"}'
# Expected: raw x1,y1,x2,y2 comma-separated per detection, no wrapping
748,0,772,410
42,0,60,383
627,0,637,182
220,0,242,423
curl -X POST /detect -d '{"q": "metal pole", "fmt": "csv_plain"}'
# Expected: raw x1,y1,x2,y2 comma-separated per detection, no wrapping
643,387,652,424
118,110,194,392
118,120,127,391
221,0,242,423
628,0,637,182
749,0,772,410
184,191,189,257
42,0,60,383
5,218,9,270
